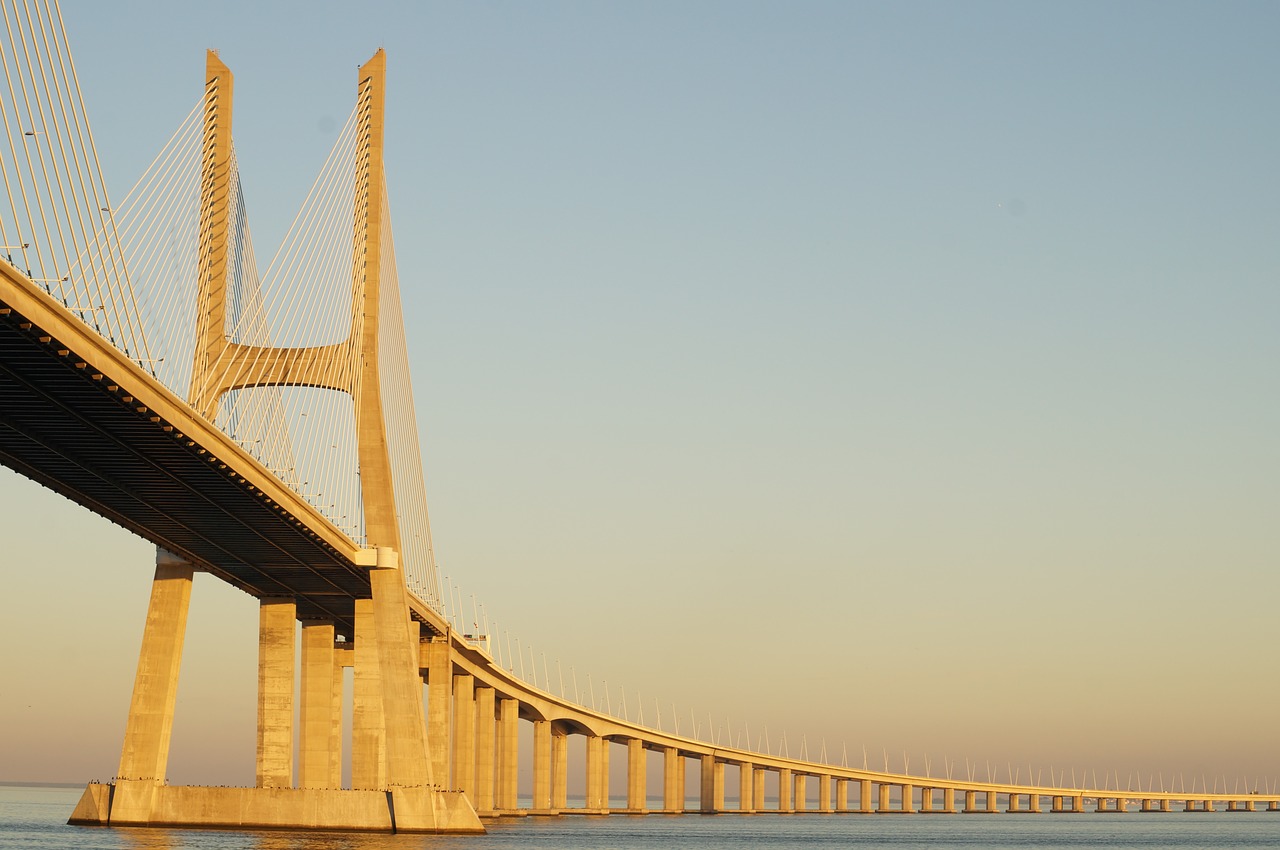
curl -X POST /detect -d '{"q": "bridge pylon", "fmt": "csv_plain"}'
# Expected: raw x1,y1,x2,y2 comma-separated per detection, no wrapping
67,50,481,834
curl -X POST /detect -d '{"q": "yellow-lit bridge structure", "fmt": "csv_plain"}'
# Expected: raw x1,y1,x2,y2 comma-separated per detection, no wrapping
0,2,1272,834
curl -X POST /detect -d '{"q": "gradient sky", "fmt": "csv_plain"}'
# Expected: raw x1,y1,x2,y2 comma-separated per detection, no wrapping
2,1,1278,793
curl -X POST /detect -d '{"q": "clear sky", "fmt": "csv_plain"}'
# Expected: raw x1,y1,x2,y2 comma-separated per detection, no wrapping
2,1,1278,793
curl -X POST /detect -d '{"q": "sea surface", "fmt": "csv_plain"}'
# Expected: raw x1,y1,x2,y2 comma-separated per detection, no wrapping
5,784,1280,850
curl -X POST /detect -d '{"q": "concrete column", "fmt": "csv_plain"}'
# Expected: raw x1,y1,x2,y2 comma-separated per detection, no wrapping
112,554,194,824
714,761,725,811
859,779,872,813
964,790,978,812
552,730,568,810
1072,794,1083,813
676,754,686,811
779,768,793,812
902,783,915,813
753,767,766,811
837,778,849,812
795,774,807,811
601,739,611,809
255,597,295,789
586,735,605,810
474,686,495,812
299,620,337,789
368,554,433,795
986,790,998,813
920,787,933,813
452,673,475,797
496,697,518,809
819,775,833,812
1029,793,1040,813
663,747,681,812
1052,795,1063,813
533,719,552,810
351,598,384,790
739,762,755,813
329,647,343,789
943,787,956,813
424,640,452,787
1160,799,1172,812
1007,792,1020,813
627,739,647,812
878,782,890,813
700,754,717,813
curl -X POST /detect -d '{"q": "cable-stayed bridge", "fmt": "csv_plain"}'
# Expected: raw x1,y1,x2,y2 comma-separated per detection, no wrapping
0,1,1273,834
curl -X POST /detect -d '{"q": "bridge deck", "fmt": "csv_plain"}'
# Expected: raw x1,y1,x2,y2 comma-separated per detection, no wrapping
0,263,390,636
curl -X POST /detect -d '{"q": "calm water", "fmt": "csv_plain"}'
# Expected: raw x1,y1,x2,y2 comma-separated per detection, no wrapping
5,785,1280,850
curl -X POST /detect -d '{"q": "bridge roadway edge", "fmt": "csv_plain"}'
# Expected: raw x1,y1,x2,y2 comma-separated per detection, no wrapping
0,259,449,638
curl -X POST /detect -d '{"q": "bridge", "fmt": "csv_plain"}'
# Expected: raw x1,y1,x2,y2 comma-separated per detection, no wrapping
0,1,1274,834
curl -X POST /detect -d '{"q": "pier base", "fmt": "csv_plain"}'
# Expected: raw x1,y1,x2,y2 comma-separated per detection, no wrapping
68,783,483,833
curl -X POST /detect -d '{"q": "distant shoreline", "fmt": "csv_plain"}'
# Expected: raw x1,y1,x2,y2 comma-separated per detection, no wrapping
0,781,84,789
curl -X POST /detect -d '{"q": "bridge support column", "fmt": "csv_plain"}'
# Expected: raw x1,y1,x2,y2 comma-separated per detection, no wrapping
424,640,452,788
474,686,495,813
552,729,568,810
700,755,717,813
754,767,766,811
369,549,481,831
352,598,384,790
452,673,475,799
255,597,295,789
109,552,194,824
496,697,518,810
586,735,606,811
1160,799,1171,812
859,779,872,813
943,787,956,813
714,761,726,811
836,779,849,812
986,790,998,813
964,790,978,812
877,782,890,813
795,774,806,811
532,720,552,811
819,774,833,813
1007,792,1020,813
627,738,647,812
779,768,793,812
1051,795,1062,812
1029,793,1041,813
902,783,915,813
300,620,338,789
739,762,755,813
663,747,681,812
920,787,933,813
676,754,685,810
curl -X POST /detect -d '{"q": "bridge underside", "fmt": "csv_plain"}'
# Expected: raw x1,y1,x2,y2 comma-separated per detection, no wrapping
0,275,371,635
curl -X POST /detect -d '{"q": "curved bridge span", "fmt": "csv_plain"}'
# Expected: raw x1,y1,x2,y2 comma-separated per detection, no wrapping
0,2,1271,834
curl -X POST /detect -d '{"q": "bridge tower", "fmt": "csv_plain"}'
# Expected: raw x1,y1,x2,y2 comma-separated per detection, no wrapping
66,51,480,833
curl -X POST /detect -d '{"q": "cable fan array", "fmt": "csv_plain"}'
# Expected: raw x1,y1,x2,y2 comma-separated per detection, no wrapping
105,96,442,610
0,0,151,365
